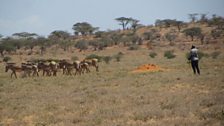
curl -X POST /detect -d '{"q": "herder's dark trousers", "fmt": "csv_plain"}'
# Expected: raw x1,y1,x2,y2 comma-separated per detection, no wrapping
191,60,200,75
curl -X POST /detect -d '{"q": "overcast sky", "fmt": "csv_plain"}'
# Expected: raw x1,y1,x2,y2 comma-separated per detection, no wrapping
0,0,224,37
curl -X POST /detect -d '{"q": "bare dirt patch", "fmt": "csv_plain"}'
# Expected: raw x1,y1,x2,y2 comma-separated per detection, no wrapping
131,64,164,73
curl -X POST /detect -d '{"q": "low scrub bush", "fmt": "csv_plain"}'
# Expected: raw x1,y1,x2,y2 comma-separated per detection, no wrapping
210,51,221,59
114,54,122,62
149,52,157,58
114,52,124,62
128,45,139,50
75,40,89,51
164,50,176,59
103,56,112,64
118,51,124,55
86,54,102,62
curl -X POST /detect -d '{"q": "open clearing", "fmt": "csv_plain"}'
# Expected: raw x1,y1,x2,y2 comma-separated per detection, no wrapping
0,46,224,126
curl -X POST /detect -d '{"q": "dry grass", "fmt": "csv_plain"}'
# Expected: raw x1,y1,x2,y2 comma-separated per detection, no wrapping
0,44,224,126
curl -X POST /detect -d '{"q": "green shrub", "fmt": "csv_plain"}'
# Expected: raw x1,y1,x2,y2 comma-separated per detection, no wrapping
114,52,124,62
114,55,121,62
75,40,89,51
103,56,112,64
3,56,11,62
94,31,104,38
182,27,202,41
164,50,176,59
211,51,221,59
118,51,124,55
211,29,223,39
128,45,139,50
97,38,114,50
86,54,102,62
149,52,157,58
165,33,176,43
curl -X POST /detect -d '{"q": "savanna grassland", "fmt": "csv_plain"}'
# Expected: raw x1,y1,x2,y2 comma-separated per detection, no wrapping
0,43,224,126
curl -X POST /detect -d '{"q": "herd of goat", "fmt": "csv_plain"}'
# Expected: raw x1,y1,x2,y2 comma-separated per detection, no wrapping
4,58,99,78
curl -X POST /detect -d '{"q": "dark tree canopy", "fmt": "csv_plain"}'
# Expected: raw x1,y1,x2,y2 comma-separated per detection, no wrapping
49,30,71,40
0,39,16,56
72,22,98,36
199,13,209,23
75,40,89,51
115,17,131,30
188,13,199,23
129,18,140,31
208,16,224,29
182,27,202,41
165,32,177,42
155,19,184,31
12,32,38,38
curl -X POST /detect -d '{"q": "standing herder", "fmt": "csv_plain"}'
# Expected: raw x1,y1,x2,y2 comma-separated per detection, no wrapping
188,45,200,75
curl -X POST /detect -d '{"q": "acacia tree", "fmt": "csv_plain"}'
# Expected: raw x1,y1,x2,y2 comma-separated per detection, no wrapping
163,19,176,28
155,19,183,31
182,27,202,41
12,32,39,54
165,32,177,45
72,22,98,36
24,38,37,54
155,19,164,31
48,30,72,52
115,17,131,30
188,13,199,23
12,32,38,39
59,40,73,51
208,16,224,29
143,29,160,43
0,44,6,56
75,40,89,51
36,36,48,55
174,21,184,32
110,33,123,45
129,18,140,31
51,30,70,39
0,39,16,56
211,29,223,39
49,30,70,42
199,13,208,24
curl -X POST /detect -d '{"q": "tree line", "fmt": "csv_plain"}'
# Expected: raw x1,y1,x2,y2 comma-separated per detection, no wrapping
0,14,224,57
